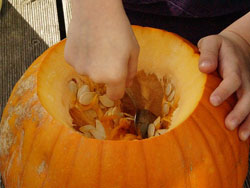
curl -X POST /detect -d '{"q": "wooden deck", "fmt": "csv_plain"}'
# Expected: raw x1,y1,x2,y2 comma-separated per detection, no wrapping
0,0,249,187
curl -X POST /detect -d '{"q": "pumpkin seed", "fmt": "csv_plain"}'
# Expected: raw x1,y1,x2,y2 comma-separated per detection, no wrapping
167,90,175,102
154,130,160,137
96,120,106,135
123,113,134,118
125,117,134,121
105,108,113,116
147,123,155,138
77,84,90,99
99,94,114,107
165,83,172,96
82,132,92,138
90,129,106,140
163,102,170,116
100,103,106,109
157,129,168,135
111,107,124,118
68,80,77,94
153,116,161,126
79,125,96,133
78,92,96,105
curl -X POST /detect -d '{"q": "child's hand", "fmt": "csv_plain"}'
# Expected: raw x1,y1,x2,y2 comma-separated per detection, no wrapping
65,0,139,100
198,30,250,141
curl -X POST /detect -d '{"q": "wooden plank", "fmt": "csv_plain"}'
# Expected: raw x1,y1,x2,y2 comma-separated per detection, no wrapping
62,0,72,34
0,0,61,187
8,0,60,46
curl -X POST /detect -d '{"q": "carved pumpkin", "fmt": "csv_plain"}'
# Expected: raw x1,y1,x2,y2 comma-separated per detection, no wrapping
0,26,248,188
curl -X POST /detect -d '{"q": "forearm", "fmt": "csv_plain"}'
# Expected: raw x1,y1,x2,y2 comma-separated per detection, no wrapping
71,0,125,25
223,11,250,45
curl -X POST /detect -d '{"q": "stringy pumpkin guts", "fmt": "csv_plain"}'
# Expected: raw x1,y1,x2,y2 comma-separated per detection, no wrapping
68,74,176,140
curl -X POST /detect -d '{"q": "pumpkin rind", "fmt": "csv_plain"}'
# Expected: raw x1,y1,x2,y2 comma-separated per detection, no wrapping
0,26,249,188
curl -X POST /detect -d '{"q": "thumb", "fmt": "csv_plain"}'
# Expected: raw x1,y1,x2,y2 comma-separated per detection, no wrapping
197,35,222,73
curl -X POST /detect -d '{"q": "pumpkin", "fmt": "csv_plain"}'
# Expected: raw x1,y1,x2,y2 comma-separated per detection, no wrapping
0,26,249,188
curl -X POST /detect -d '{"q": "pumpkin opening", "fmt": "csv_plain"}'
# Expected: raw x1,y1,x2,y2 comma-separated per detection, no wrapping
37,26,206,140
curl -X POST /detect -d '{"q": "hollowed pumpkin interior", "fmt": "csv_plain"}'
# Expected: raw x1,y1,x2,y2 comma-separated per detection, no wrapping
37,26,206,140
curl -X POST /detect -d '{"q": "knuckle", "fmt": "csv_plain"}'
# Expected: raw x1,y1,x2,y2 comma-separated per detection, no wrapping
73,63,88,75
106,73,125,84
231,72,242,87
109,91,123,100
198,35,221,49
88,73,102,83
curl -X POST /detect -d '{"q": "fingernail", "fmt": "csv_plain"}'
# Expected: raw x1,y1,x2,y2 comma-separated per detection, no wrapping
210,95,221,106
226,118,238,130
200,61,211,68
241,131,249,141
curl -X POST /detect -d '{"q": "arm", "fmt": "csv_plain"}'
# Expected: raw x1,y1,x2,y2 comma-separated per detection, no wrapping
224,11,250,46
198,11,250,141
65,0,139,100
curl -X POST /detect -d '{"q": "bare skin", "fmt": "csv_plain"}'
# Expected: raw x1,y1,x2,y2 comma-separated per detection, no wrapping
65,0,139,100
65,1,250,141
198,12,250,141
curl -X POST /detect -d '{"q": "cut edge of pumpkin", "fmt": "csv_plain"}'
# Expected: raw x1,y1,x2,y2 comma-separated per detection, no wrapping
37,26,207,141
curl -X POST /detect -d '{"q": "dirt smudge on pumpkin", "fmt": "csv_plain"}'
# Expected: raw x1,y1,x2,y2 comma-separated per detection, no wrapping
18,130,24,162
0,117,14,156
37,161,46,175
15,75,35,96
5,150,16,178
31,102,47,124
14,94,39,127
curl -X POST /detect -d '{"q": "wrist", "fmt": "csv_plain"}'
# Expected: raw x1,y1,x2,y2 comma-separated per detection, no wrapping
220,30,250,58
71,0,124,24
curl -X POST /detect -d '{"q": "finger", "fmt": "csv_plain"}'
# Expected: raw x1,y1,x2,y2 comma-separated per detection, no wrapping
238,114,250,141
225,93,250,130
89,69,127,100
210,72,241,106
197,35,222,73
126,47,139,87
106,81,126,100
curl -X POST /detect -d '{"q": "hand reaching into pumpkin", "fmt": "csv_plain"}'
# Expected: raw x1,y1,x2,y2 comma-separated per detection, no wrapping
198,12,250,141
65,0,139,100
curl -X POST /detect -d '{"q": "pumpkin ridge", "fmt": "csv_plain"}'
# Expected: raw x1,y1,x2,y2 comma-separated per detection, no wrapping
141,141,149,188
190,116,224,187
39,125,64,188
122,144,129,188
204,83,235,109
5,150,16,187
199,101,238,160
20,117,45,186
199,100,238,150
19,115,53,188
96,141,104,188
3,82,39,186
199,101,239,186
171,131,192,187
5,131,24,187
64,136,83,188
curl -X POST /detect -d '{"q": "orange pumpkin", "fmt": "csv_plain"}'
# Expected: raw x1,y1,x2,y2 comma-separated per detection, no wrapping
0,26,249,188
